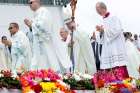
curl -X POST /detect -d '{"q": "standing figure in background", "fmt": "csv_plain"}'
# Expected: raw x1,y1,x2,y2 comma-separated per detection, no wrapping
24,0,72,72
1,36,11,69
2,23,31,74
60,5,96,75
134,34,140,51
124,32,140,79
95,2,129,81
0,43,8,70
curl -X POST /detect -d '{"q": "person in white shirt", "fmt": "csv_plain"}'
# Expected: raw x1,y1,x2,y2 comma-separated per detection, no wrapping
2,23,31,74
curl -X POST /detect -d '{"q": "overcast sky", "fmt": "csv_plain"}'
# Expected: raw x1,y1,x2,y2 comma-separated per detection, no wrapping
0,0,140,40
75,0,140,35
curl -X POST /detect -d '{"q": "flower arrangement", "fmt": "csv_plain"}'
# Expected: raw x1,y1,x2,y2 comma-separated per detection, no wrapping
20,69,73,93
63,73,95,90
108,78,137,93
0,70,21,89
93,67,129,89
136,79,140,89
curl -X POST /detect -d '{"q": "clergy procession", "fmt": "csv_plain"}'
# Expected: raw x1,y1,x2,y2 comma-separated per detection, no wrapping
0,0,140,93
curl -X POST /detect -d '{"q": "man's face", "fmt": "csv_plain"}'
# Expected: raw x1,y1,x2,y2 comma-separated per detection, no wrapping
8,24,18,35
60,29,68,40
1,37,7,44
29,0,38,11
134,35,138,40
96,4,104,16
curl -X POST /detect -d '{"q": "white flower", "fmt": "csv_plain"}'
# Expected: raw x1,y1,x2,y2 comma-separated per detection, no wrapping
131,79,137,88
63,75,69,79
44,78,50,81
82,74,93,79
0,73,3,77
11,70,18,78
73,74,81,81
34,77,42,83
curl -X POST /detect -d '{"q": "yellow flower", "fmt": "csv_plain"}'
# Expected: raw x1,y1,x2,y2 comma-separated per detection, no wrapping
40,82,57,93
23,86,33,93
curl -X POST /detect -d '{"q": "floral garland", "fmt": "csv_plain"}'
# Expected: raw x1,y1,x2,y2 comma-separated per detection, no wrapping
95,77,138,93
19,69,74,93
0,70,21,89
63,73,95,90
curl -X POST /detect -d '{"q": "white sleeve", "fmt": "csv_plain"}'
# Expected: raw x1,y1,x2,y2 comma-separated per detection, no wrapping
32,10,47,32
32,9,51,41
11,37,24,55
104,16,123,43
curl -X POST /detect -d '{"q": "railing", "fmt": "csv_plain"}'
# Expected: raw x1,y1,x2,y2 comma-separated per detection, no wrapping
0,0,70,6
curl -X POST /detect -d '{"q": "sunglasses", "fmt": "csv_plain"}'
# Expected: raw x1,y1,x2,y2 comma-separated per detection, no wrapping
8,27,13,30
29,1,33,4
29,1,35,4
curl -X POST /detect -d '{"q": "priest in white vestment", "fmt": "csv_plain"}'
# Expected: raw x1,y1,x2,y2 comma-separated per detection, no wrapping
95,2,128,70
60,5,97,75
134,34,140,51
1,36,11,69
24,0,72,72
2,23,31,73
124,32,140,79
0,44,8,70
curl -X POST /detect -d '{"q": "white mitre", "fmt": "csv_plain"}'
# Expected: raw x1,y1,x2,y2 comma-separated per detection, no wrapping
62,4,72,24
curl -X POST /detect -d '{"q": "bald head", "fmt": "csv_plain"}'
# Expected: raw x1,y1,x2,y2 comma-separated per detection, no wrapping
29,0,40,3
96,2,107,10
29,0,41,11
96,2,107,16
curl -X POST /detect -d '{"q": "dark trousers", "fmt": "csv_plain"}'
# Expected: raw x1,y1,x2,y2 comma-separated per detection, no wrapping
91,42,102,71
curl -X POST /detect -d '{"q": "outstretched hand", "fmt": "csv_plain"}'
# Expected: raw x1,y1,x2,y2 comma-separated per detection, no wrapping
96,25,104,32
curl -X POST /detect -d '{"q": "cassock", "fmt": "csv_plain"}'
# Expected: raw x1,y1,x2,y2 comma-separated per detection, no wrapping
11,31,31,72
125,39,140,78
0,44,8,70
134,39,140,50
100,13,128,69
93,13,129,83
3,45,11,69
31,7,72,72
66,28,97,75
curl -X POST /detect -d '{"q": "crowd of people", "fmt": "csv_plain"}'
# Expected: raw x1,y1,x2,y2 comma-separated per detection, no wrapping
0,0,140,79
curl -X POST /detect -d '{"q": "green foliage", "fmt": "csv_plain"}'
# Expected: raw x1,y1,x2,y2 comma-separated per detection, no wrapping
63,78,95,90
0,77,21,89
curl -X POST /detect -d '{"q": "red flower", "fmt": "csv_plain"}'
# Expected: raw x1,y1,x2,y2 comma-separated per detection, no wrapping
1,70,12,77
31,84,42,93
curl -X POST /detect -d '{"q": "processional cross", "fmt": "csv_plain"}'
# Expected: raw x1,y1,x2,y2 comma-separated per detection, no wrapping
70,0,77,73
